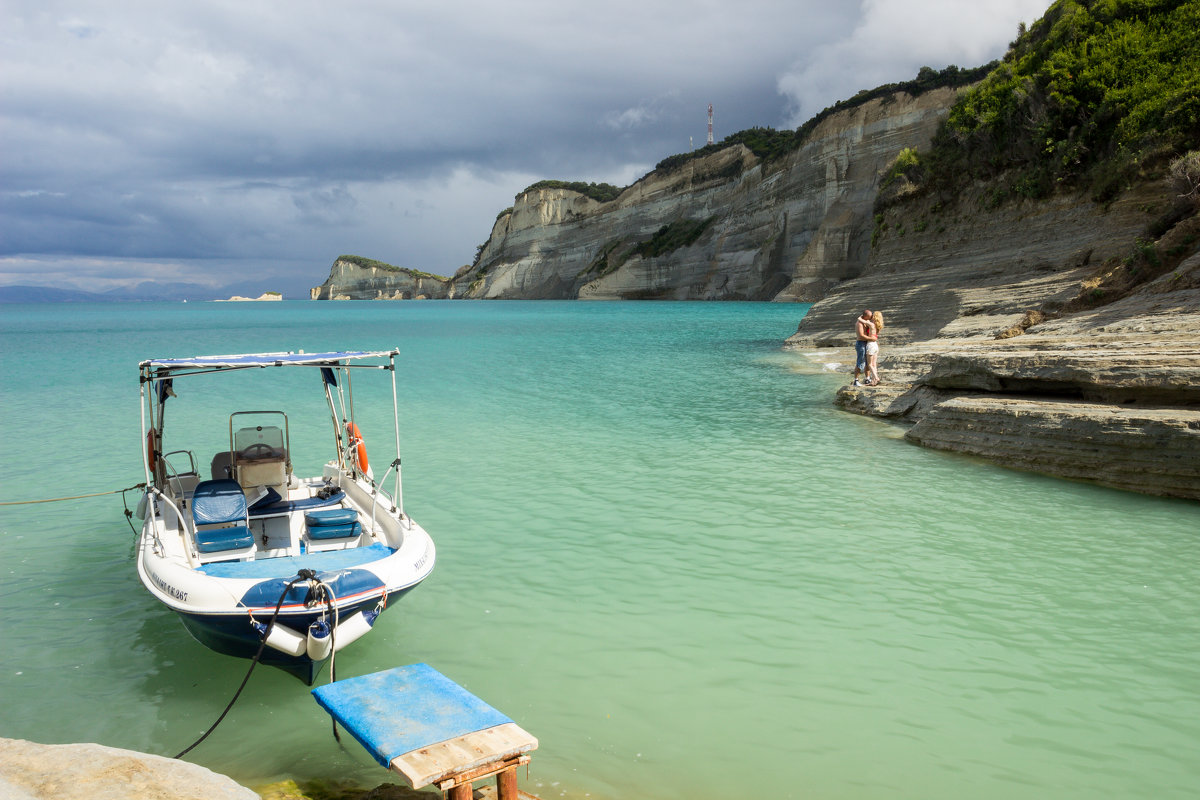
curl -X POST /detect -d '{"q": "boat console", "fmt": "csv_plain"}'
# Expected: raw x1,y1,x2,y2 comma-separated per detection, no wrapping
230,411,291,493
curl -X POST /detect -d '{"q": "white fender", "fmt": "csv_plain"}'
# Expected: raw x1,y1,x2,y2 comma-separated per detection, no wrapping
306,618,332,661
256,621,307,657
332,608,379,653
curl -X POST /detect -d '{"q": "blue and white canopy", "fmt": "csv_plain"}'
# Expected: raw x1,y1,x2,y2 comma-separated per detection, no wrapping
141,350,397,374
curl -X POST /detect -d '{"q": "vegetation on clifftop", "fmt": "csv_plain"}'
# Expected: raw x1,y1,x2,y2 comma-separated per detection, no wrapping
915,0,1200,203
513,64,995,199
336,255,447,281
520,180,623,203
654,63,996,174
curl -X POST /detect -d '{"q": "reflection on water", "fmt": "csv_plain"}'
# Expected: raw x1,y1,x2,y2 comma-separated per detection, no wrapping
1,301,1198,800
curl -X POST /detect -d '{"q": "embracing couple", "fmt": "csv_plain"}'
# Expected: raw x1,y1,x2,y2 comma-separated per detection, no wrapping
853,308,884,387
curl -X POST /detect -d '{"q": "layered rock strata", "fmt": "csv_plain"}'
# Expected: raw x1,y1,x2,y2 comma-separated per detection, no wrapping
462,89,959,300
310,258,452,300
788,214,1200,500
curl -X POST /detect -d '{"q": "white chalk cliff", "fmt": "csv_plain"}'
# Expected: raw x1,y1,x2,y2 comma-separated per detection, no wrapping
457,89,961,301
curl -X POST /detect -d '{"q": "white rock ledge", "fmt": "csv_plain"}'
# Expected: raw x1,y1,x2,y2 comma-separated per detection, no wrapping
217,293,283,302
0,737,258,800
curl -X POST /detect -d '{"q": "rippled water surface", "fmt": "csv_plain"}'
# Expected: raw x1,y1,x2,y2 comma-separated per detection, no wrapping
2,300,1198,799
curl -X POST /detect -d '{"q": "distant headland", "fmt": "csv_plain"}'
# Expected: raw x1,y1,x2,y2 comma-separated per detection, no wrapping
217,292,283,302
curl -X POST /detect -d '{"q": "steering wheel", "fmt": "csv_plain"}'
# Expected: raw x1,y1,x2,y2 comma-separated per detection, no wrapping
241,442,277,459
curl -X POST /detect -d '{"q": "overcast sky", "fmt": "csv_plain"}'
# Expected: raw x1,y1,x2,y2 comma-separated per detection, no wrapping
1,0,1052,296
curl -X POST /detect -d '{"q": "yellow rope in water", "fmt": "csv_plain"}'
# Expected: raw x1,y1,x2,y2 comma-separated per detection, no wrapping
0,483,145,506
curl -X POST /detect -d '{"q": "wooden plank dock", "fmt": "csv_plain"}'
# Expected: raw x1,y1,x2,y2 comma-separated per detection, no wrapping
312,663,539,800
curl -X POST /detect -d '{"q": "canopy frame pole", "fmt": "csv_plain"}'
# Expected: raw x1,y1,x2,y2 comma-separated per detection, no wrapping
323,371,343,471
390,351,403,517
139,370,152,488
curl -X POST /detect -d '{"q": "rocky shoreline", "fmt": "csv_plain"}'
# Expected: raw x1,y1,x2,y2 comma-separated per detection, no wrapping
0,738,259,800
786,206,1200,500
0,738,441,800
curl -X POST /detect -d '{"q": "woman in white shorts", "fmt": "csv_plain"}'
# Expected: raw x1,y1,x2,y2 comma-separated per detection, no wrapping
865,311,883,385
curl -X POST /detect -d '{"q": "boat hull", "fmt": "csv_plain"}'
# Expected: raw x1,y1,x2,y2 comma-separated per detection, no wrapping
175,589,416,684
136,485,436,683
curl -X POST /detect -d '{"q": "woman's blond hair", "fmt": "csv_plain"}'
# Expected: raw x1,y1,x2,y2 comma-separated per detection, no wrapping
872,310,884,333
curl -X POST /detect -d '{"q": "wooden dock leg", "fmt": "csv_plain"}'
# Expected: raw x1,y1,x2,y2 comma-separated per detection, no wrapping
496,766,518,800
449,781,473,800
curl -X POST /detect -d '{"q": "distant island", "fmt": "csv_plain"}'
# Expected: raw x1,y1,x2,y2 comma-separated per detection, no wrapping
217,292,283,302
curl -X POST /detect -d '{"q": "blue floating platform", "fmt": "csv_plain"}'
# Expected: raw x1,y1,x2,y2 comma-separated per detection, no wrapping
312,663,538,790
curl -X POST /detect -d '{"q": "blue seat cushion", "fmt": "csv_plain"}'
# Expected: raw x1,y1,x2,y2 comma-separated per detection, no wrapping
249,491,346,518
305,508,359,527
192,479,249,526
307,522,361,541
248,486,283,511
196,524,254,553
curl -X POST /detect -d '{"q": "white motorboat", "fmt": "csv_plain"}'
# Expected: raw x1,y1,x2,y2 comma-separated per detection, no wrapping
135,350,435,683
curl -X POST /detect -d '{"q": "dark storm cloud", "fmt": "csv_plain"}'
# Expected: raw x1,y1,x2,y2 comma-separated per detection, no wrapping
1,0,1050,294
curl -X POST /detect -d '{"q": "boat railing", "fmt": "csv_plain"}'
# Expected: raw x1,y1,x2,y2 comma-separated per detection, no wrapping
161,450,200,501
369,461,409,534
145,485,196,566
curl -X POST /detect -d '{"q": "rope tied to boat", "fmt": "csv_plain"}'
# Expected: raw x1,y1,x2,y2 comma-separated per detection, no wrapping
174,570,315,760
307,576,342,743
0,482,147,536
0,482,146,506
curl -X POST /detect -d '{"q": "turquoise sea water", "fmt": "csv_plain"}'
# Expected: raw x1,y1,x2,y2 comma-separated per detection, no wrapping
1,300,1198,799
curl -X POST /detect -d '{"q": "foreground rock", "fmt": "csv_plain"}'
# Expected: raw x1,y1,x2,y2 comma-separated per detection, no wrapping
787,193,1200,500
0,737,258,800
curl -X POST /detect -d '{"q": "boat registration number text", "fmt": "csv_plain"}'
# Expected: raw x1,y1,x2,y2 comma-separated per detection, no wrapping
150,572,189,602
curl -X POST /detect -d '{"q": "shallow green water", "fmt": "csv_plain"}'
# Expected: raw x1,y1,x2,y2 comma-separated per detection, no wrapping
1,300,1198,799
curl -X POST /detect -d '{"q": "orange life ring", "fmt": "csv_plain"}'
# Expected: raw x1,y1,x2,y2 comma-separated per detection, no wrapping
345,422,369,474
146,429,158,474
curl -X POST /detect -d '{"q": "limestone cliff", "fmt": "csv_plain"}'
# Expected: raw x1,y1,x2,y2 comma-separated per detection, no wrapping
454,89,962,300
785,187,1200,500
311,256,452,300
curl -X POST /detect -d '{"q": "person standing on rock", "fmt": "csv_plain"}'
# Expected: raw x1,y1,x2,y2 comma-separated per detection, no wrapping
853,309,873,386
866,310,884,385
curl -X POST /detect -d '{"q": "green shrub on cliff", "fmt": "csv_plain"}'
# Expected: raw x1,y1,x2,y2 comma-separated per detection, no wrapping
577,219,716,280
337,255,446,280
654,64,995,174
631,218,716,259
520,180,623,203
923,0,1200,202
339,254,397,271
657,128,798,172
1171,151,1200,205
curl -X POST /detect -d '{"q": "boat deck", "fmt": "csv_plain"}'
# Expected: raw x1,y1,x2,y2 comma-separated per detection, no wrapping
196,543,396,577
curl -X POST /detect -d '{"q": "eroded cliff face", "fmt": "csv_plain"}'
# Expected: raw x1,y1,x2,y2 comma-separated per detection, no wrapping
454,88,962,300
310,258,451,300
784,185,1200,500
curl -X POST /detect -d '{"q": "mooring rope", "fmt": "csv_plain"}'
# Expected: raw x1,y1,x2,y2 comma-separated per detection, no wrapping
0,483,146,506
174,569,318,760
310,578,342,743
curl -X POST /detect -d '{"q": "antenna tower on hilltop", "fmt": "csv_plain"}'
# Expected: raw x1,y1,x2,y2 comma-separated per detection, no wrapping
707,104,714,145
